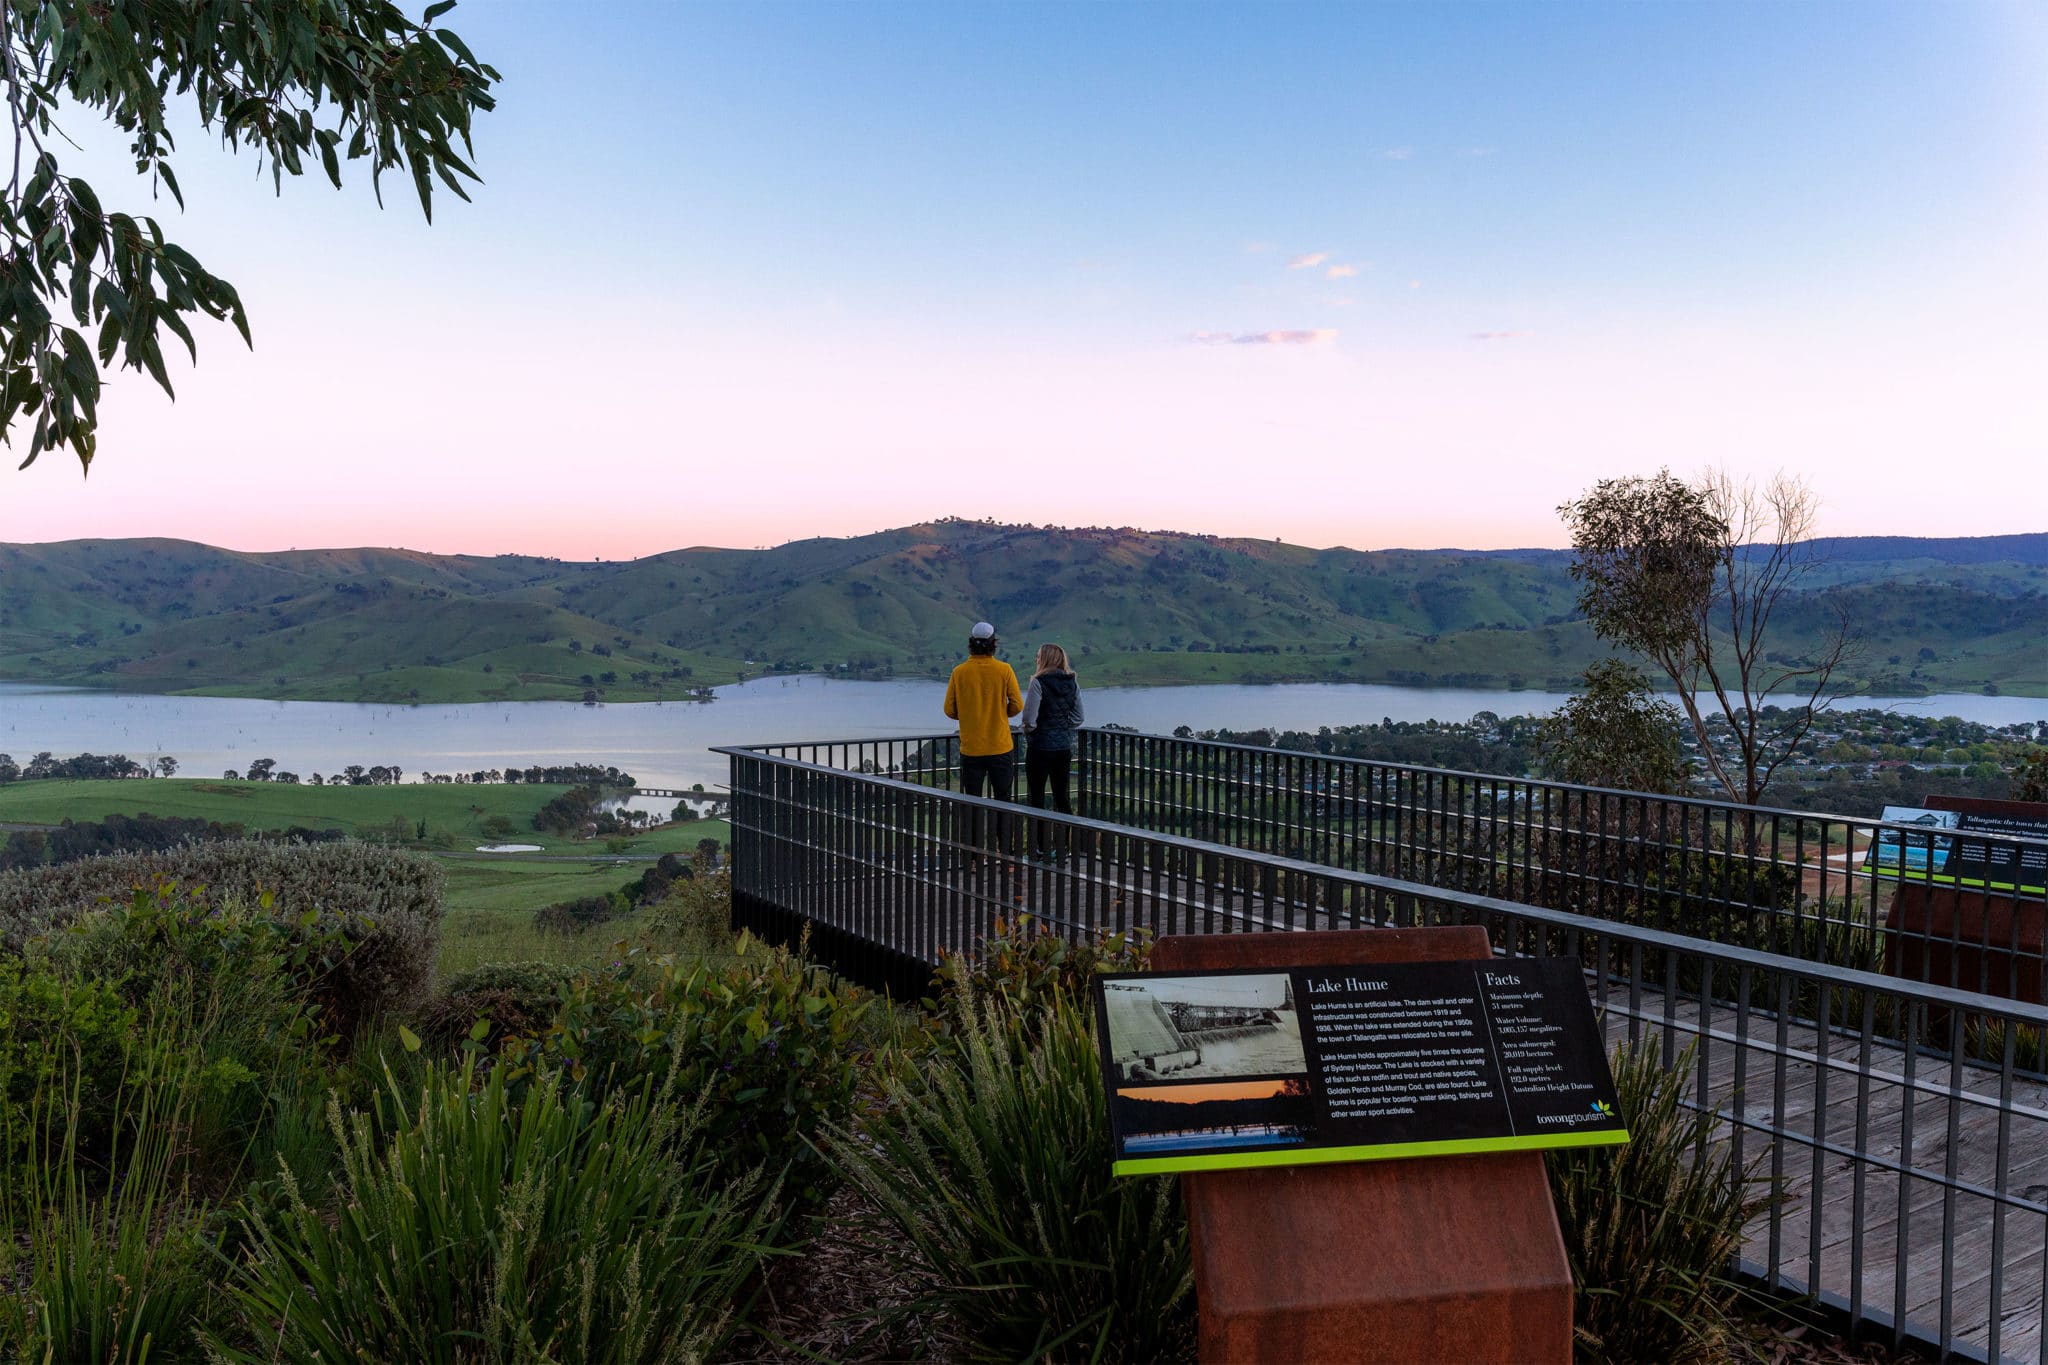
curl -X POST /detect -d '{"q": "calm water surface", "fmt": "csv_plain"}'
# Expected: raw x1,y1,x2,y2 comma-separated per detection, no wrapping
0,676,2039,793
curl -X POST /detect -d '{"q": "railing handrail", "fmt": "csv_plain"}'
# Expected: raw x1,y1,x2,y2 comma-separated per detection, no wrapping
726,728,2048,854
714,744,2048,1027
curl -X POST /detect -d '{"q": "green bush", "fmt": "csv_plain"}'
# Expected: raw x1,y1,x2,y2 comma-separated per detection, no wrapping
0,959,133,1178
643,864,737,961
830,990,1193,1363
1546,1036,1775,1365
7,884,334,1194
935,914,1151,1010
415,960,572,1052
213,1060,780,1363
501,936,868,1210
0,840,444,1032
920,913,1150,1063
533,891,627,936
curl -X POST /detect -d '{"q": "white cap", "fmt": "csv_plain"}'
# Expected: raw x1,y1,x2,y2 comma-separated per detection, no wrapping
969,621,996,639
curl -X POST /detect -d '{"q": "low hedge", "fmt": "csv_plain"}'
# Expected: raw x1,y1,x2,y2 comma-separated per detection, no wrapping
0,840,443,1032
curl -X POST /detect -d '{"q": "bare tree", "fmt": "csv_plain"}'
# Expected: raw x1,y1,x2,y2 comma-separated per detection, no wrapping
1560,468,1858,806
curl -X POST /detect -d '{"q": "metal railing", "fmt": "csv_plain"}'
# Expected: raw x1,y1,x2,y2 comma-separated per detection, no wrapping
738,729,2048,1007
723,735,2048,1363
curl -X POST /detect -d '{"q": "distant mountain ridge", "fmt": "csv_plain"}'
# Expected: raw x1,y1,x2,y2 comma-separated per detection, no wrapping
1,520,2041,702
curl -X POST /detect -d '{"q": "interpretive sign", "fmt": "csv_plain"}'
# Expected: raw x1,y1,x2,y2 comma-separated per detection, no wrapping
1866,802,2048,896
1094,957,1628,1176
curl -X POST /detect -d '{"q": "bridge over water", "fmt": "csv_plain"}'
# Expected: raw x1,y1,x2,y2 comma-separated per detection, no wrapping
719,728,2048,1364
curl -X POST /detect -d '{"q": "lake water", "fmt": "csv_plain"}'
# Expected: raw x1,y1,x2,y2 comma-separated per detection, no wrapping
0,676,2039,794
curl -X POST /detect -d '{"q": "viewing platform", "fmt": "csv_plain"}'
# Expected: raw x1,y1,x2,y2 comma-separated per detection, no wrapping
719,728,2048,1364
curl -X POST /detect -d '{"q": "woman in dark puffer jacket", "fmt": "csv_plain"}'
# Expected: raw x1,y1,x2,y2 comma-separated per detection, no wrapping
1021,643,1084,856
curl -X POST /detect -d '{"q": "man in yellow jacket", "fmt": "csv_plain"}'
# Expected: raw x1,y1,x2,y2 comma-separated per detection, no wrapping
944,621,1023,811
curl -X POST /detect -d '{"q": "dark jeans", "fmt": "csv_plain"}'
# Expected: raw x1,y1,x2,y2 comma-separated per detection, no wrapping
1027,747,1071,853
960,751,1014,851
1026,747,1071,812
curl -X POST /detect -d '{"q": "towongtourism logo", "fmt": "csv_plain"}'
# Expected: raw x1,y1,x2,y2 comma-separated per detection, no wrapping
1536,1101,1617,1128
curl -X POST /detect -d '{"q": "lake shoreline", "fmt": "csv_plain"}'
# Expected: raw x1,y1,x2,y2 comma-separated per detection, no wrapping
2,675,2042,796
4,670,2041,706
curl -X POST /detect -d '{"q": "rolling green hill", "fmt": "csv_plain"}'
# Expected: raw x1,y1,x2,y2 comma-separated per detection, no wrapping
2,521,2042,700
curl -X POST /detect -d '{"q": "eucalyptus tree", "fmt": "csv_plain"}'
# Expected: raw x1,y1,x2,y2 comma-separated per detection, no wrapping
0,0,496,471
1559,468,1857,806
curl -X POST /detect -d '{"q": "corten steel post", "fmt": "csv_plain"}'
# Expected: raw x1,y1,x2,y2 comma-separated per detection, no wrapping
1152,926,1573,1365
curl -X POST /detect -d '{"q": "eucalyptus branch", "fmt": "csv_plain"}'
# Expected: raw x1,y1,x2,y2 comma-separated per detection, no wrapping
0,0,495,472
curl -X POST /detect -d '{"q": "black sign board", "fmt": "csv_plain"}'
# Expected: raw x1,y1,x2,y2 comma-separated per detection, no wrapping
1865,803,2048,896
1094,957,1627,1176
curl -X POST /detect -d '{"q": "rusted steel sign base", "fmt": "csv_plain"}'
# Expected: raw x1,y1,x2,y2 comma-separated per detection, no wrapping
1153,927,1573,1365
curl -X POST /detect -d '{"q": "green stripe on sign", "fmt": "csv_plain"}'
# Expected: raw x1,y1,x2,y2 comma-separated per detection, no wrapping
1872,869,2048,896
1112,1128,1631,1178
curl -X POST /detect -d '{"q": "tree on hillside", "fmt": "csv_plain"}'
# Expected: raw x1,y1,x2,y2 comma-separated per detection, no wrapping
0,1,497,472
154,755,177,778
1559,468,1858,805
1540,660,1688,794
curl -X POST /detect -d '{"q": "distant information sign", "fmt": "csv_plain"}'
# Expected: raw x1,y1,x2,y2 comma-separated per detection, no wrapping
1865,806,2048,896
1093,958,1628,1176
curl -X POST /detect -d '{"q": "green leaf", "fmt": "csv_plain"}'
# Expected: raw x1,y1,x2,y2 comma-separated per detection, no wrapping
398,1025,422,1053
468,1017,491,1042
423,0,459,20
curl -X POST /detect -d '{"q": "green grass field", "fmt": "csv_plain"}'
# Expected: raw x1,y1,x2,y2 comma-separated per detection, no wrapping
0,778,734,982
0,779,729,857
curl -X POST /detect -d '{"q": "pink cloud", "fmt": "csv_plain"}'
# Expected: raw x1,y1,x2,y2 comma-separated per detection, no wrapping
1286,252,1330,269
1326,264,1359,279
1192,329,1339,346
1471,330,1531,341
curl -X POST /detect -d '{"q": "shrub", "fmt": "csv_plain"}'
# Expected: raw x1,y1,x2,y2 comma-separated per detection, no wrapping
0,840,443,1030
415,960,572,1052
532,892,627,936
829,990,1193,1363
213,1060,781,1363
501,936,868,1210
922,914,1149,1060
1546,1036,1775,1365
0,960,133,1177
25,885,334,1176
642,864,734,961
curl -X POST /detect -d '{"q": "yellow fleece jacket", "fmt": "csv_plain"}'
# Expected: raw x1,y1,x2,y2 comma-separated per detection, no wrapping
944,656,1023,757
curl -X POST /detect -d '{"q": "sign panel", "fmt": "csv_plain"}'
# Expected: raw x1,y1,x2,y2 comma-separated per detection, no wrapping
1094,957,1628,1176
1865,805,2048,896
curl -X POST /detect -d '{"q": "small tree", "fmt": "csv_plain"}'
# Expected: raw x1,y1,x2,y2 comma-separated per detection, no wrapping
1559,468,1857,806
2011,750,2048,805
154,755,177,778
1542,661,1688,795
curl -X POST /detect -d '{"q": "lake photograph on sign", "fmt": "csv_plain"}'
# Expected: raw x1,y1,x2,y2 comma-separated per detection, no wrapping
1114,1080,1316,1156
1095,958,1630,1175
1099,974,1306,1083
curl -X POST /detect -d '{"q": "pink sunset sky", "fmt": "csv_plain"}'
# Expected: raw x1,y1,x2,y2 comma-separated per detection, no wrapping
3,2,2044,560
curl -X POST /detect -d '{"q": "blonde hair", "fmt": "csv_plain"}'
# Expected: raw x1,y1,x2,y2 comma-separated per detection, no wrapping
1035,643,1073,677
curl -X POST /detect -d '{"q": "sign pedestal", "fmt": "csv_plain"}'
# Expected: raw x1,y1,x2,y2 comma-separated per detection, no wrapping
1153,927,1573,1365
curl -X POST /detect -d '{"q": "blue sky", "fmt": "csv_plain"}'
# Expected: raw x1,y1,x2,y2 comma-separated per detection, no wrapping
8,0,2044,555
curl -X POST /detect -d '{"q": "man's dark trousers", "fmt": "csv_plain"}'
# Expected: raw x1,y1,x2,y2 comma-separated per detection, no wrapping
960,751,1014,851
